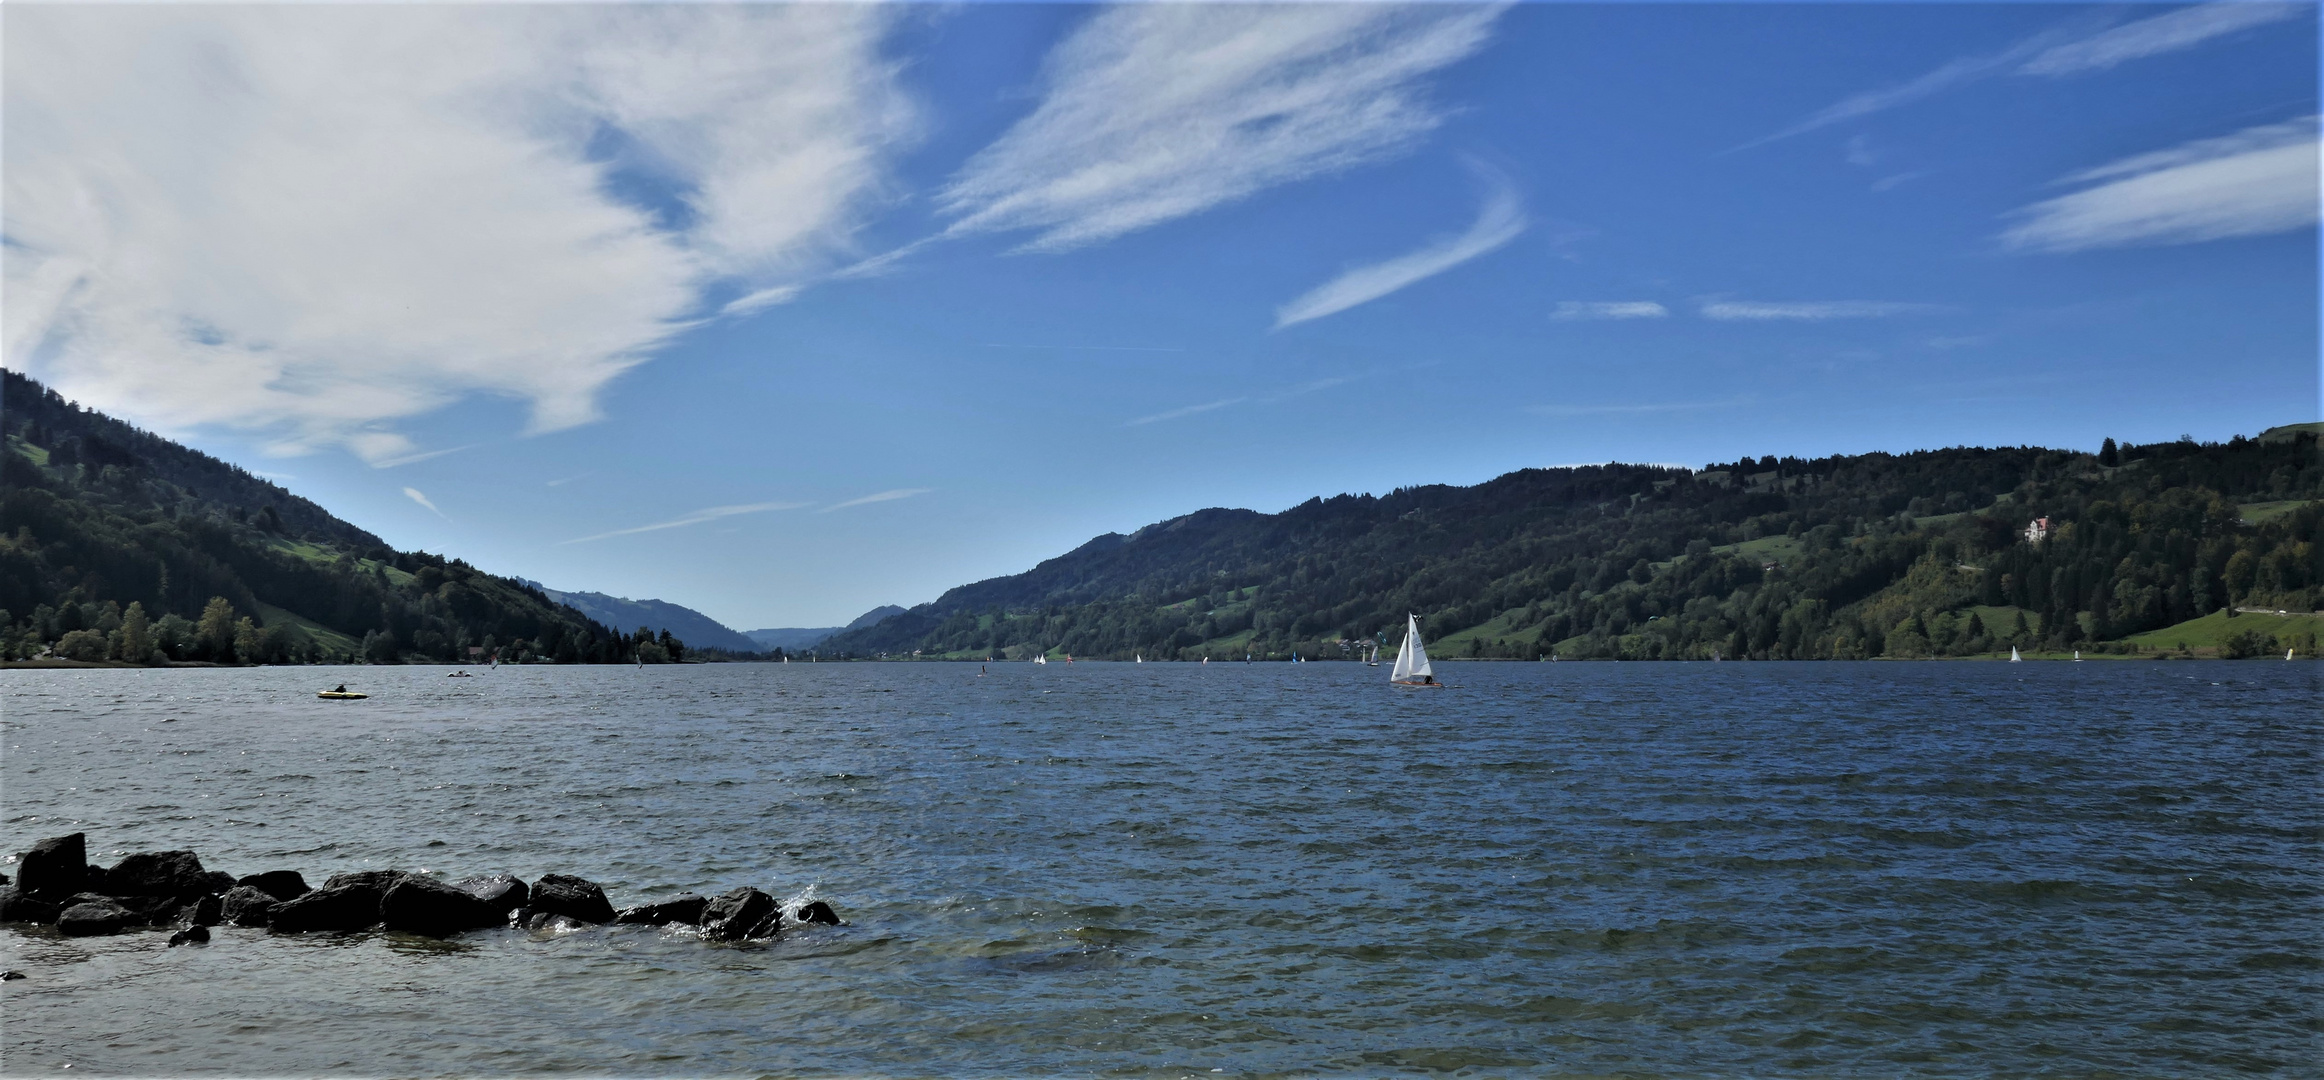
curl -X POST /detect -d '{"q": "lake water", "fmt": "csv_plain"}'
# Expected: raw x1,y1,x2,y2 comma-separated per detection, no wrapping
1,661,2317,1077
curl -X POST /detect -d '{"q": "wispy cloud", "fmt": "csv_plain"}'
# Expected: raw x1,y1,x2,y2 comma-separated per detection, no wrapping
545,473,590,488
1274,165,1526,328
402,487,447,518
371,443,477,469
562,500,809,544
820,488,932,513
2020,3,2301,76
1870,171,1929,193
3,5,916,462
1551,301,1669,321
1700,301,1941,321
1743,4,2296,148
1130,398,1248,426
1529,397,1753,418
2001,115,2319,252
940,4,1502,253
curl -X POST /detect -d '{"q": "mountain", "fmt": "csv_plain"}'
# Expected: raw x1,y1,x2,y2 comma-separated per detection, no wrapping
820,426,2322,661
520,583,761,654
2,370,673,665
743,605,909,653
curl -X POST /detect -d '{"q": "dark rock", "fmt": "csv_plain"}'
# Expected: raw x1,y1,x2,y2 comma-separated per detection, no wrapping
107,851,211,898
198,871,236,896
0,970,22,980
269,882,390,933
57,899,133,936
168,924,210,946
615,894,707,926
236,870,310,902
793,900,842,926
453,874,527,914
322,869,411,893
219,886,277,927
178,893,223,927
15,834,88,898
745,911,783,939
530,874,615,924
84,864,112,894
381,877,505,938
700,887,776,941
0,886,61,924
520,911,591,932
1,871,9,885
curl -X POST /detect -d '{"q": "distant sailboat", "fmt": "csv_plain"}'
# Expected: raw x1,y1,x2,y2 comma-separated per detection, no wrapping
1366,643,1380,667
2288,648,2296,660
1391,614,1442,688
2009,645,2022,662
1035,653,1048,665
1135,654,1143,663
2074,650,2082,661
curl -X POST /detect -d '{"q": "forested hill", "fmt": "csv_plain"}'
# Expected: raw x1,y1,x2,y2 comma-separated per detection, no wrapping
824,427,2323,661
2,370,677,665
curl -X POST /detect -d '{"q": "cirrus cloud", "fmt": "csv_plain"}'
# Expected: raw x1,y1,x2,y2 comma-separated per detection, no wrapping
2001,116,2319,252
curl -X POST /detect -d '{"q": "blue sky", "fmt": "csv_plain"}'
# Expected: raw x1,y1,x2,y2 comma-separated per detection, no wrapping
5,3,2317,628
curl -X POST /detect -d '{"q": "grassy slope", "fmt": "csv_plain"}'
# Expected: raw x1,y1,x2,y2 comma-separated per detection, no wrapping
2120,609,2323,655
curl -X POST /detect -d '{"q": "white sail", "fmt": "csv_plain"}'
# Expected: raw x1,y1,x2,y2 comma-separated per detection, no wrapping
1035,653,1047,665
1391,614,1432,681
2009,646,2021,662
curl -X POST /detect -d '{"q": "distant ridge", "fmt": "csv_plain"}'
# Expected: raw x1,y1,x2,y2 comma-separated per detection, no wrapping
743,605,907,653
519,583,762,654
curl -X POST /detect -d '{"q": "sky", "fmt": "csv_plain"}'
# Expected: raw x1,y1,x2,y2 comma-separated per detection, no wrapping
4,2,2317,629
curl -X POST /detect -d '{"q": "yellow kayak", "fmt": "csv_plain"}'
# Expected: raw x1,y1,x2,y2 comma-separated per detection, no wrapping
317,691,368,700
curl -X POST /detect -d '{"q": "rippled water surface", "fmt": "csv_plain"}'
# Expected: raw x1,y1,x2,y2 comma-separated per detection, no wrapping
2,661,2318,1076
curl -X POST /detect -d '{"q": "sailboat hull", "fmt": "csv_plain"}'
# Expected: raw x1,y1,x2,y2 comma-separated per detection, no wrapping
1390,680,1446,688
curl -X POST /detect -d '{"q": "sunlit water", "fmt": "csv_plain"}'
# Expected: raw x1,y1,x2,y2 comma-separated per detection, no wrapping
1,661,2317,1077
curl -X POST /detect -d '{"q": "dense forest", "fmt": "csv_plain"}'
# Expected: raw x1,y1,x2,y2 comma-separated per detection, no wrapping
822,426,2322,662
1,370,685,665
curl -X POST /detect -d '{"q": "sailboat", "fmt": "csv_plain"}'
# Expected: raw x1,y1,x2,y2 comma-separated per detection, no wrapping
1390,614,1443,688
2009,645,2022,662
1365,643,1380,667
2073,650,2082,661
1135,654,1143,663
2288,648,2296,660
1034,653,1048,665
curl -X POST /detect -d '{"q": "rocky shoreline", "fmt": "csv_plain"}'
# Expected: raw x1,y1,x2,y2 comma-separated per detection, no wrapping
0,833,839,947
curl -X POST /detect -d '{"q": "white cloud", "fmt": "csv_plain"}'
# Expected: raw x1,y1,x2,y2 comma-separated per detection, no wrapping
940,4,1503,253
3,5,914,462
1129,397,1249,426
820,488,933,513
2002,116,2319,252
1746,4,2299,147
1274,168,1525,328
402,487,447,518
1551,301,1669,321
1700,301,1940,321
2020,3,2301,76
563,500,810,544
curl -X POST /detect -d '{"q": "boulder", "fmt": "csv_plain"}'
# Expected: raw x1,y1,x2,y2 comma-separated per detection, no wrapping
84,864,113,894
168,925,210,946
700,887,776,941
380,877,505,938
322,869,411,893
219,886,278,927
15,834,88,898
107,851,211,898
0,886,62,924
57,899,133,937
616,894,707,926
745,911,783,940
520,911,591,932
199,871,237,896
236,870,310,902
794,900,843,926
178,893,224,927
530,874,615,924
102,893,185,926
453,874,527,914
269,882,390,933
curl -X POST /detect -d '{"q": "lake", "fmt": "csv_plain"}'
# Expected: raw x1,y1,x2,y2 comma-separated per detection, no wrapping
2,661,2317,1076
